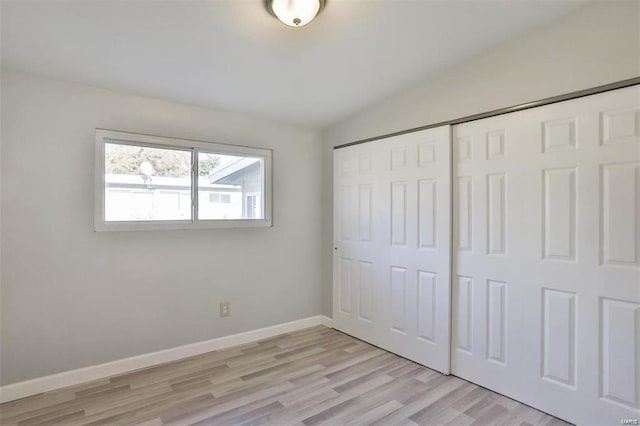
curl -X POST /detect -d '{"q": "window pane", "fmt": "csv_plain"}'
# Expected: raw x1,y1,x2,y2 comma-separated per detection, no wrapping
104,142,192,221
198,152,264,220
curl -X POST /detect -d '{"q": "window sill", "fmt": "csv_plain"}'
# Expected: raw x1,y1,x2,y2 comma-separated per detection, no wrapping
94,218,273,232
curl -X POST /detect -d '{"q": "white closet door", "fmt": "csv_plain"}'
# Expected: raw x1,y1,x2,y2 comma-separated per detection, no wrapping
452,85,640,425
333,125,452,374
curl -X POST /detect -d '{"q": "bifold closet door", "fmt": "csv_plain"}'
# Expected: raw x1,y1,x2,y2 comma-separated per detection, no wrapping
333,126,451,374
452,85,640,425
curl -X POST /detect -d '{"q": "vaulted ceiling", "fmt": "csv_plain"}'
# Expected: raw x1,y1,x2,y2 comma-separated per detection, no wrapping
1,1,587,128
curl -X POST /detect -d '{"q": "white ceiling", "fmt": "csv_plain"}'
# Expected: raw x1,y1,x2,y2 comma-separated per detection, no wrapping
1,0,587,128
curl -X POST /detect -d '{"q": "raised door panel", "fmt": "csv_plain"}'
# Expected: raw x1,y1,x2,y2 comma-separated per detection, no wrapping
601,298,640,410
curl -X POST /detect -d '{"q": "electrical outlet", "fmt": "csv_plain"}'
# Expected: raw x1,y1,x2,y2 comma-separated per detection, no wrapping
220,302,230,318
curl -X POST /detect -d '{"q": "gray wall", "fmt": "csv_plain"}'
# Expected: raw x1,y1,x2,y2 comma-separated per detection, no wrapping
320,1,640,316
0,71,324,385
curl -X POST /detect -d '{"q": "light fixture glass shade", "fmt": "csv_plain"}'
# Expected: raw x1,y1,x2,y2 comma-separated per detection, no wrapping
268,0,322,27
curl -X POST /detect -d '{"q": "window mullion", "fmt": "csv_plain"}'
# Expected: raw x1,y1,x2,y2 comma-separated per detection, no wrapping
192,148,198,224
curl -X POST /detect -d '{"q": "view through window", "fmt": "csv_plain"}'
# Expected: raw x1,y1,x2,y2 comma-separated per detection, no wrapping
198,152,264,220
104,143,192,221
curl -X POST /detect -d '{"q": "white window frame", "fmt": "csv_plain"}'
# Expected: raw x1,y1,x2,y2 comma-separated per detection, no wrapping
95,129,273,231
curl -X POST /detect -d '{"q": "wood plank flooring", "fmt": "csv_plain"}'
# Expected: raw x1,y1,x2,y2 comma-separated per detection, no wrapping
0,326,570,425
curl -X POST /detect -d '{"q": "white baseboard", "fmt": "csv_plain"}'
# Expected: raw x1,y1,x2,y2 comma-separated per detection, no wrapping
0,314,333,404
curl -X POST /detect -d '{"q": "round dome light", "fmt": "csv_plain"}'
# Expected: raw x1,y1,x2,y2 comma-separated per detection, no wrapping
265,0,326,27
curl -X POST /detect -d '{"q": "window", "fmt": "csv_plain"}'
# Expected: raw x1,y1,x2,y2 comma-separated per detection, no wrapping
209,193,231,204
95,129,272,231
245,194,258,219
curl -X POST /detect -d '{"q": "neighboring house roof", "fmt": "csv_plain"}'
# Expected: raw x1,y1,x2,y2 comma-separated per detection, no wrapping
208,158,261,185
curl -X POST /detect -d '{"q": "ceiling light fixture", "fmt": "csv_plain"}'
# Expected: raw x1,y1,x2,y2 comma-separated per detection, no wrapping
265,0,326,27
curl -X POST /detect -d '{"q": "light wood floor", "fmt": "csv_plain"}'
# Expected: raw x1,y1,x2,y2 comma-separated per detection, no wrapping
0,326,570,426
